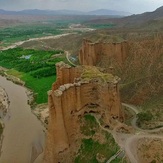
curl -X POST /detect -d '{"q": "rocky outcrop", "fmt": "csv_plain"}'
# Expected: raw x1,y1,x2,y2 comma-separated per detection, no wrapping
79,39,128,66
44,62,124,163
52,62,82,90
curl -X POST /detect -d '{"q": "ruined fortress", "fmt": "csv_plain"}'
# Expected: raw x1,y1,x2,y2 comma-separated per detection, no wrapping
44,40,127,162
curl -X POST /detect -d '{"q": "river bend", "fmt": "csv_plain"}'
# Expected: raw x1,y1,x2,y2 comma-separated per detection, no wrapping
0,76,45,163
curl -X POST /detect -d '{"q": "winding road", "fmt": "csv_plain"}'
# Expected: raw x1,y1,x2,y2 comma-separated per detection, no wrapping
91,103,163,163
123,103,163,132
1,33,72,51
122,103,163,163
65,51,77,66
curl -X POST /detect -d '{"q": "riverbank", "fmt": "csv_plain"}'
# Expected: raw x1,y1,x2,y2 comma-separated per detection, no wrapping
0,68,49,161
0,87,9,119
0,67,49,162
0,75,45,162
0,86,9,160
33,104,49,129
0,67,49,128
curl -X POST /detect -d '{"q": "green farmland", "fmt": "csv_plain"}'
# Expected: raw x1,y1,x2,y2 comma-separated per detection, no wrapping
0,48,65,103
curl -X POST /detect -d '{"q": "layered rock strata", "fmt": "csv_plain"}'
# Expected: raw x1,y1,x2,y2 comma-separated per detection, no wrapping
79,39,128,66
44,62,124,162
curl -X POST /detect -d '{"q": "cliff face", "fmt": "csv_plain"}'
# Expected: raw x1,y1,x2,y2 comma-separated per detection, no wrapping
79,39,128,66
52,62,82,90
44,62,124,163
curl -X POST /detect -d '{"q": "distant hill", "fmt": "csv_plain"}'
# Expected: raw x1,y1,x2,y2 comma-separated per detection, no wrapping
87,9,131,16
120,5,163,26
18,9,85,15
0,9,131,16
0,9,15,15
84,6,163,27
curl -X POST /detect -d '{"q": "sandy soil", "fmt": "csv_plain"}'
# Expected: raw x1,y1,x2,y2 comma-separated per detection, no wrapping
0,87,9,119
137,137,163,163
33,104,49,128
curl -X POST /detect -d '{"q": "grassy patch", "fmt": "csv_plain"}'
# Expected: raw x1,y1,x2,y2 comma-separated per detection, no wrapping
0,24,64,46
7,69,24,78
75,136,119,163
6,69,56,104
80,114,99,136
76,114,119,163
81,66,115,82
110,158,127,163
21,74,56,104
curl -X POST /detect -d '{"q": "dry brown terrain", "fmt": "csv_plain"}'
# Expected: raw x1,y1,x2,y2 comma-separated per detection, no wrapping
137,137,163,163
0,18,21,27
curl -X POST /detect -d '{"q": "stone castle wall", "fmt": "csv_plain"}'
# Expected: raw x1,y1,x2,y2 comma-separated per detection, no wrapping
79,39,128,66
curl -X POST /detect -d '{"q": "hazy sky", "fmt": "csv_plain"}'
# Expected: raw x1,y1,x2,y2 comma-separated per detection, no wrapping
0,0,163,14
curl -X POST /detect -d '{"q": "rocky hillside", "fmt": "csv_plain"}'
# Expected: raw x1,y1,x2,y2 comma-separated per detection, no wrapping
96,35,163,111
0,8,130,16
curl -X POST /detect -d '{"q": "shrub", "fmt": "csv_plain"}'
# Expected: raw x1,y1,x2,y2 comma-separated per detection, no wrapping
137,111,153,122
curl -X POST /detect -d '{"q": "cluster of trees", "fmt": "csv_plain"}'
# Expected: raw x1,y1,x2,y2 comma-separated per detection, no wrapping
30,67,56,78
0,48,64,78
137,111,153,126
0,25,62,42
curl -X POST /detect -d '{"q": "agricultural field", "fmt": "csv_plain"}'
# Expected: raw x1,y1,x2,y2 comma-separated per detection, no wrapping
0,24,64,47
0,48,65,103
0,18,83,46
0,17,110,47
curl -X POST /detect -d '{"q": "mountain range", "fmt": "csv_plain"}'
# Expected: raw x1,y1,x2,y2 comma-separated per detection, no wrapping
0,9,131,16
119,5,163,25
1,6,163,28
84,6,163,27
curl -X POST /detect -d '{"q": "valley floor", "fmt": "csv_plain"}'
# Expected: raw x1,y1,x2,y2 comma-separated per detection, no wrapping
0,33,163,163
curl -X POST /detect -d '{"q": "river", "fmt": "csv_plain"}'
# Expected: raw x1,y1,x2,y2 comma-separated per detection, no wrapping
0,76,45,163
0,33,73,163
